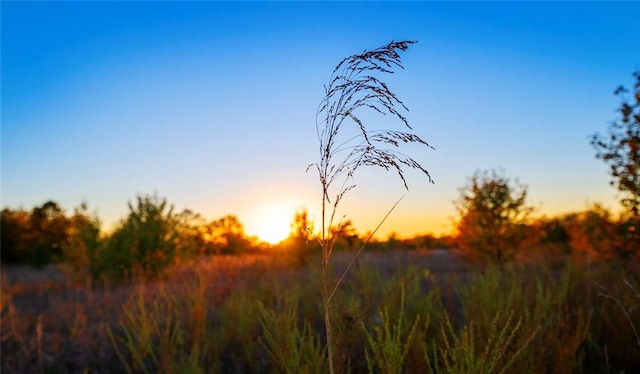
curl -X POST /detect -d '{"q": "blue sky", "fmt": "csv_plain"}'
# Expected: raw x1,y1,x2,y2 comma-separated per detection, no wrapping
2,1,639,239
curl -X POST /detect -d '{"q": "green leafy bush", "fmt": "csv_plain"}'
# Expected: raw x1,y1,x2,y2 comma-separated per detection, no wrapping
101,194,180,279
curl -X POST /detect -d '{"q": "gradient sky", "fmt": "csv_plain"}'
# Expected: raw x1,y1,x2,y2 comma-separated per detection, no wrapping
2,1,639,239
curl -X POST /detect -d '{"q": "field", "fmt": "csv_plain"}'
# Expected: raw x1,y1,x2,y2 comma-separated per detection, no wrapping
1,248,639,373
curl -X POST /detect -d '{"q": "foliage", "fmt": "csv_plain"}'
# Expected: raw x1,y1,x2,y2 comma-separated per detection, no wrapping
29,200,70,265
108,277,219,373
202,215,255,255
534,216,572,256
562,204,617,259
432,310,537,374
591,70,640,216
587,267,640,370
1,201,71,267
455,169,535,264
554,204,639,261
278,208,320,266
310,39,432,373
454,265,591,373
4,252,640,373
102,194,180,279
172,209,208,259
258,291,327,373
61,203,104,283
1,207,34,264
330,219,361,251
0,195,263,277
363,285,421,374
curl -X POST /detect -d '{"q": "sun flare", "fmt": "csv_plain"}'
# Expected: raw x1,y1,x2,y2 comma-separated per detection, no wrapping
251,204,294,245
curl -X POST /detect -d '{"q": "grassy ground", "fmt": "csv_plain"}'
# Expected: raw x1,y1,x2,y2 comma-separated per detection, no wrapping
1,249,638,373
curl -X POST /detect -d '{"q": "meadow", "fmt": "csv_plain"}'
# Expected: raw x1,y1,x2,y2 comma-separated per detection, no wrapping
2,41,638,374
2,247,639,373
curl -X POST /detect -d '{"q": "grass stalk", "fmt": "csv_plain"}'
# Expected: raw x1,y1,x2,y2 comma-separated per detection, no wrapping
311,40,432,373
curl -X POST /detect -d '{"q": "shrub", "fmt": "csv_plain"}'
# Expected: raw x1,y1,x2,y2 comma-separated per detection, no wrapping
455,169,535,264
101,194,179,279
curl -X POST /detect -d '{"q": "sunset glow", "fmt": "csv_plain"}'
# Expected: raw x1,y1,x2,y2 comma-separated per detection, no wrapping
248,203,296,245
1,1,636,237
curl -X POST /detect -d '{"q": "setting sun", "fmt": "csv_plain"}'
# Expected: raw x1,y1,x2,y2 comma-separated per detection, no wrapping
250,203,295,244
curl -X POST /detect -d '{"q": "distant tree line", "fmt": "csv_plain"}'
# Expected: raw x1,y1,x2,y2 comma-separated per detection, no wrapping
2,186,637,281
1,194,262,282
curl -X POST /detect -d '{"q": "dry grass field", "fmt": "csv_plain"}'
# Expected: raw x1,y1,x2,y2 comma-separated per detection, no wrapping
1,249,638,373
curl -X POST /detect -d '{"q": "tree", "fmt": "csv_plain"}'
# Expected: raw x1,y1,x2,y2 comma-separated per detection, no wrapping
29,200,70,266
535,216,572,256
330,219,359,251
102,194,179,279
1,201,71,266
590,71,640,261
1,208,33,264
279,208,319,266
561,204,617,259
61,203,104,282
173,209,208,259
455,169,535,264
285,208,314,252
591,70,640,217
206,215,253,254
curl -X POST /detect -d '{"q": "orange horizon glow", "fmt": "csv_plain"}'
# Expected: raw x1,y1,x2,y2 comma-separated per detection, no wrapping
240,192,623,242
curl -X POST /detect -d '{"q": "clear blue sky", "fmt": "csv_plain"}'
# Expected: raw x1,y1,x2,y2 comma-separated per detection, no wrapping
2,1,639,239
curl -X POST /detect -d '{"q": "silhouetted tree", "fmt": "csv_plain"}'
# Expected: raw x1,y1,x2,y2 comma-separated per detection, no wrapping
207,215,253,254
330,219,359,250
591,70,640,217
285,208,314,250
591,71,640,260
455,169,535,264
279,208,319,265
29,200,70,266
535,216,572,256
2,202,71,266
173,209,207,259
1,208,33,264
562,204,617,259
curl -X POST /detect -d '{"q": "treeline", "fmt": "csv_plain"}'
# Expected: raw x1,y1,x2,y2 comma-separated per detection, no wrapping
0,195,268,282
451,169,639,265
2,188,638,282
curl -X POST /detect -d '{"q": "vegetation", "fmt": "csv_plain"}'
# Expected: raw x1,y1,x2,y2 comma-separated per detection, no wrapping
590,70,640,261
454,169,535,264
2,50,639,373
1,200,70,266
0,194,264,284
2,251,639,373
310,39,433,373
591,70,640,217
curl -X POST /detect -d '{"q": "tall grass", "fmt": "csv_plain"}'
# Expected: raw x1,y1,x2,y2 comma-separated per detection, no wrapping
258,289,327,373
3,252,639,372
310,39,433,373
432,310,538,374
107,276,219,373
363,284,421,374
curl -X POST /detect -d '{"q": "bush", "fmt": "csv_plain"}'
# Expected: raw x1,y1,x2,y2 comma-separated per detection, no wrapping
101,194,180,279
454,169,535,264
